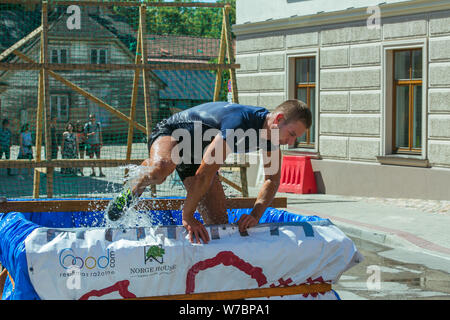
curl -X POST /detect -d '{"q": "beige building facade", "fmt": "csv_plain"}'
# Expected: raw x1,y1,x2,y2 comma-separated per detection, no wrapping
234,0,450,200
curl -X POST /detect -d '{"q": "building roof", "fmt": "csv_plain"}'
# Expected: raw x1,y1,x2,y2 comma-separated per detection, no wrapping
0,9,43,62
0,6,166,89
154,69,215,101
147,34,220,62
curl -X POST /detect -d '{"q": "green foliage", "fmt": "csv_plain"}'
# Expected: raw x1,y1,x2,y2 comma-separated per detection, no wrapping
113,0,235,38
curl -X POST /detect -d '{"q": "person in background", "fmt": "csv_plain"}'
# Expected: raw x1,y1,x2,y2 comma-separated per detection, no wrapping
61,122,78,176
75,120,85,176
50,117,59,160
18,123,33,176
0,118,12,176
84,114,105,177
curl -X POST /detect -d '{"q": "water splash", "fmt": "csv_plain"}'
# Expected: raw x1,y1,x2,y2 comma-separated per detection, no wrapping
102,164,161,229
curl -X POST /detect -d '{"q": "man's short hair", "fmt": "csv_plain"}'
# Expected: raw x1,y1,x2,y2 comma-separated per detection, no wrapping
274,100,312,129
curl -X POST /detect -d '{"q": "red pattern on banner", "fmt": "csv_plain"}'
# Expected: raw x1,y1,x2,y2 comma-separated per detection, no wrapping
79,280,136,300
185,251,268,294
268,277,294,298
299,276,332,298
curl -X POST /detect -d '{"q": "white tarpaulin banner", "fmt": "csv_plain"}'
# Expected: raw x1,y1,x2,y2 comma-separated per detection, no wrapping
25,221,363,300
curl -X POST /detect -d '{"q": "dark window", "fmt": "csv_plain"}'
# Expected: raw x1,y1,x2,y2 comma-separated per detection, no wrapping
393,49,423,153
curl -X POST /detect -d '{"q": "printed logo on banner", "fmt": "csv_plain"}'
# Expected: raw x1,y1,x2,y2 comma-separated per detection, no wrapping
144,245,165,264
129,245,176,278
58,248,116,279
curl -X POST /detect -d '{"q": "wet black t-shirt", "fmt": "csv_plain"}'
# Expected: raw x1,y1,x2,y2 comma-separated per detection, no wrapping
166,101,274,154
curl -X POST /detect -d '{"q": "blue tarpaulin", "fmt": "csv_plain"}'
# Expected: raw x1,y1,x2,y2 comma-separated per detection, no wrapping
0,198,326,300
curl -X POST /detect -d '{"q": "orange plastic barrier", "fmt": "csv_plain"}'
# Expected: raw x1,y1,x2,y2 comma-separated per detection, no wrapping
278,156,317,194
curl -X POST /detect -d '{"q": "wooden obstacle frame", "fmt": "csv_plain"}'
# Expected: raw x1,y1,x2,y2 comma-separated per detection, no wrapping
0,0,249,198
0,196,333,300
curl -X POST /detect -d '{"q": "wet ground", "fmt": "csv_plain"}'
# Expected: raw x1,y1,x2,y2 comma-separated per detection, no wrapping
334,236,450,300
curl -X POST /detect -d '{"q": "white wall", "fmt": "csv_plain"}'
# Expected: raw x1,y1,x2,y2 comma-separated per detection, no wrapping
236,0,411,24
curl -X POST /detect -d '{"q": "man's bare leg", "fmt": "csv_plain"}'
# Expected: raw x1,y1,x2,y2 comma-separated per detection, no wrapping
131,135,179,197
106,135,178,220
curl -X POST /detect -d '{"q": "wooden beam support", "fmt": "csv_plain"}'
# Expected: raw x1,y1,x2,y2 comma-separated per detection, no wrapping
213,11,227,101
0,159,250,170
218,174,243,193
33,2,49,198
224,4,239,103
0,0,225,8
127,283,331,300
10,49,148,135
0,26,42,61
0,197,287,213
0,159,145,168
0,62,240,71
239,166,249,197
139,4,156,197
125,29,142,167
49,71,147,134
42,1,53,198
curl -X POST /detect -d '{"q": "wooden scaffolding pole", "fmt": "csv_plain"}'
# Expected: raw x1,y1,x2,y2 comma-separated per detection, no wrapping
213,12,227,102
49,71,147,133
42,1,53,198
140,4,156,197
33,2,49,198
0,26,42,61
213,5,248,196
224,4,239,104
124,26,142,181
0,62,240,72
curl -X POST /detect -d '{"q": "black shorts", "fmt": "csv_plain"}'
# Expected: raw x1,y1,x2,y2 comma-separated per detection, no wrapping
79,142,86,152
147,119,216,182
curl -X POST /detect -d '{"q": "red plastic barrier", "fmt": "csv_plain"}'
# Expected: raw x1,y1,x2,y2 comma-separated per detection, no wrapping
278,156,317,194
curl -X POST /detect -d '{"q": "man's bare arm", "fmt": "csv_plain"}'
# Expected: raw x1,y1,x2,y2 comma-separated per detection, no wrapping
182,133,230,243
238,148,282,231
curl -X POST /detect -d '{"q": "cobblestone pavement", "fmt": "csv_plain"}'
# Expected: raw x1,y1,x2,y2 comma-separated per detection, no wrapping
347,196,450,215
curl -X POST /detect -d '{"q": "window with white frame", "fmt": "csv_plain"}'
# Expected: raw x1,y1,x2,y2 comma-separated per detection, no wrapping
51,48,68,64
90,48,108,64
50,94,70,121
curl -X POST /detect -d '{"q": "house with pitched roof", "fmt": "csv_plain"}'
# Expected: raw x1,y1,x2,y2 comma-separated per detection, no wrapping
0,5,166,143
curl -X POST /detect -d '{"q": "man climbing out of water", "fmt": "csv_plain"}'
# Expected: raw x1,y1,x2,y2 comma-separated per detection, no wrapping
106,100,312,244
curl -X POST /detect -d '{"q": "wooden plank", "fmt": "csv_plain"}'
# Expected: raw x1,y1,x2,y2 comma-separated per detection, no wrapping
0,0,225,8
0,62,240,71
49,71,147,134
226,197,287,209
139,4,157,198
0,159,252,169
239,166,249,197
0,197,287,213
127,283,331,300
221,162,250,168
218,174,243,193
33,68,44,197
10,49,148,137
224,4,239,103
42,1,53,198
213,11,227,101
125,29,142,180
140,4,151,138
33,4,48,199
0,159,145,168
0,26,42,61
